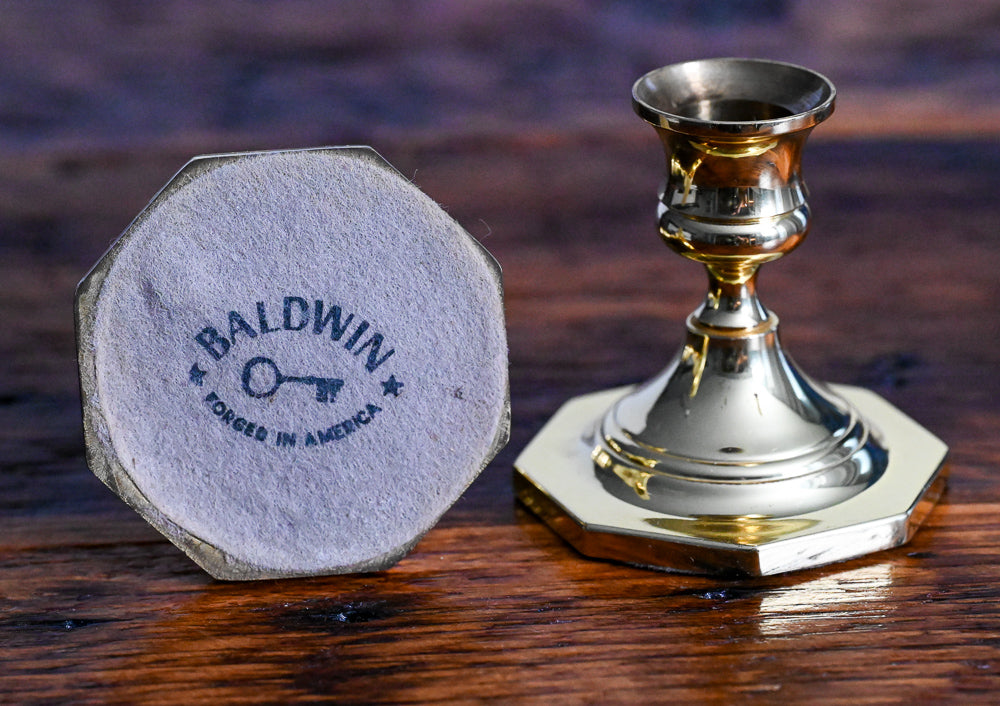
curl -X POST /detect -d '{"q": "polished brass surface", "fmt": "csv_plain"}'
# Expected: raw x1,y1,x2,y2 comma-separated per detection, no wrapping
515,58,948,575
515,385,946,576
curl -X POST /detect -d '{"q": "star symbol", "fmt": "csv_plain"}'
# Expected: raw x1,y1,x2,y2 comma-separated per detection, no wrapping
189,363,207,386
381,375,404,397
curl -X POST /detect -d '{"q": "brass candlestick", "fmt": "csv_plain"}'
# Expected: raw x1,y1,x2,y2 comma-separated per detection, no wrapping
515,58,947,576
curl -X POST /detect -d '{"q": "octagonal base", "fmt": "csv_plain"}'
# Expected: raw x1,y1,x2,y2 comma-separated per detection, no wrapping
515,384,946,576
76,147,510,580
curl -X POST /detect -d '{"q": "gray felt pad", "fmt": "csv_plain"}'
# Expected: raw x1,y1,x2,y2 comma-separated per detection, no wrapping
76,147,509,579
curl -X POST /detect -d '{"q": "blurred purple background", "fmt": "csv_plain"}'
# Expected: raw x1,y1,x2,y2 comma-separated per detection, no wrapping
3,1,998,149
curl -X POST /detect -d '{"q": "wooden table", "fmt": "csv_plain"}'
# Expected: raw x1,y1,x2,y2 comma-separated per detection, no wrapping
4,3,1000,702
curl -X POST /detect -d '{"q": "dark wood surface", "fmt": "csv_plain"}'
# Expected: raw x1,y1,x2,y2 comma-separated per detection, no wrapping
3,3,1000,703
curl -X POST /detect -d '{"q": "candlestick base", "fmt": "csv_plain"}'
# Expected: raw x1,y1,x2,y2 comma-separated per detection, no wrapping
515,384,945,576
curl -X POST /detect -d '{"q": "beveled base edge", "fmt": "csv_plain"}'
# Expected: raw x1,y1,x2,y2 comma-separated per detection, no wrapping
514,384,947,577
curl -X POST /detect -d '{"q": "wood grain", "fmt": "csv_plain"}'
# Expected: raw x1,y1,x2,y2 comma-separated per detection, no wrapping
3,2,1000,703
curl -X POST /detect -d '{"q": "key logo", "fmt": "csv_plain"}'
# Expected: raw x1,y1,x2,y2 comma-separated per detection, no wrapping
241,356,345,403
186,296,405,451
